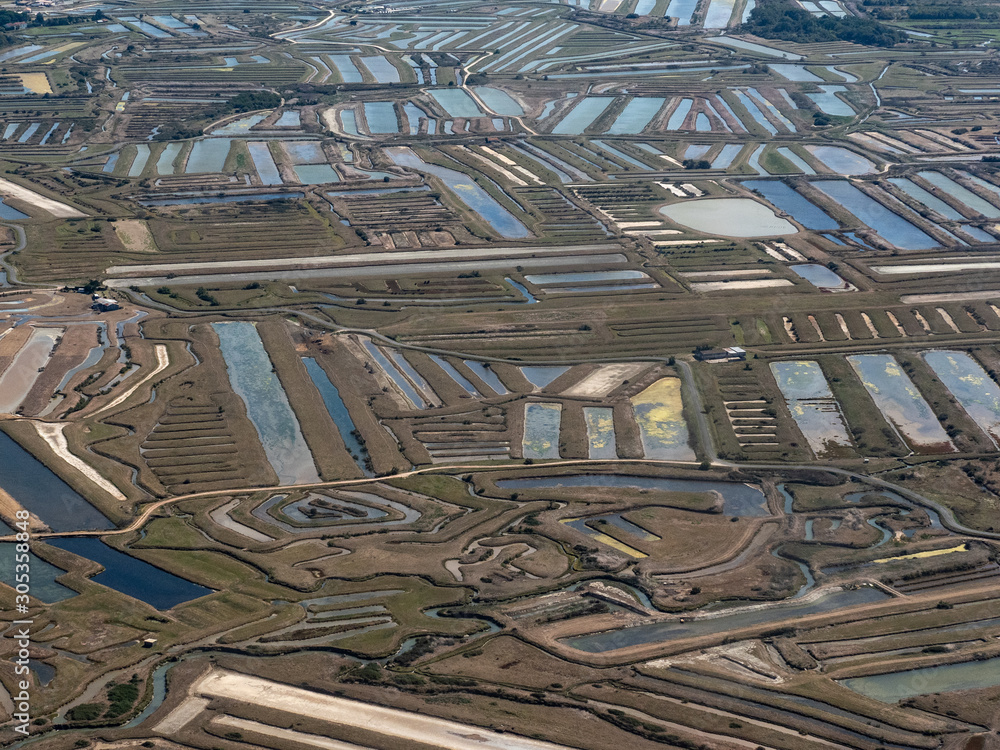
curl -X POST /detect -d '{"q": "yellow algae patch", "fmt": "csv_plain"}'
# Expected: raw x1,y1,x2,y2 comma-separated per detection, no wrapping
591,532,646,558
113,219,158,253
38,42,84,64
630,377,694,460
584,406,616,458
873,544,968,564
18,73,51,94
559,518,647,558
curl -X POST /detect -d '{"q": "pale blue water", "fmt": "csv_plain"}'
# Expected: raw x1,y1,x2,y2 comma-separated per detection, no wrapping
17,123,39,144
918,171,1000,218
734,91,776,135
666,0,699,24
361,339,425,408
498,474,768,516
303,358,371,475
128,144,150,177
584,407,617,459
387,148,529,238
38,123,59,145
0,199,28,220
770,64,822,82
185,138,232,173
330,55,363,83
212,322,320,484
847,354,952,448
156,142,182,175
806,85,854,116
361,55,400,83
567,587,886,652
506,277,538,302
403,102,424,134
464,360,509,394
742,180,838,230
525,270,645,284
152,15,187,28
294,164,340,184
430,88,484,118
552,97,614,134
962,225,995,242
522,404,561,459
591,140,651,170
606,97,664,135
888,177,963,220
776,147,814,174
283,141,326,164
807,146,874,175
473,86,524,116
812,181,937,249
709,36,802,59
770,361,851,453
520,366,568,388
275,111,300,127
923,350,1000,443
665,98,692,129
0,45,41,63
791,264,849,289
248,142,282,185
214,115,266,136
842,656,1000,703
429,354,481,396
120,18,171,38
712,144,743,169
364,102,398,134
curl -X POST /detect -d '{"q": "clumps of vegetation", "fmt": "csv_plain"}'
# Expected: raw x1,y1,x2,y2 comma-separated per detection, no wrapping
154,91,281,141
65,704,103,722
683,159,711,170
196,287,220,306
65,675,141,723
227,90,282,114
741,0,903,46
104,676,141,718
539,600,610,624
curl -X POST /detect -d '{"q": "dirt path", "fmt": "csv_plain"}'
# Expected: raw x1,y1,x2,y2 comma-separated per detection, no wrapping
90,343,169,416
0,177,85,218
32,421,126,502
186,669,575,750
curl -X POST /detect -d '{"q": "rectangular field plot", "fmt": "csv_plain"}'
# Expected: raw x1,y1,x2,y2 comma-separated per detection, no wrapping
584,406,617,459
770,360,852,456
923,350,1000,447
523,402,562,459
213,322,320,483
629,377,694,460
847,354,954,452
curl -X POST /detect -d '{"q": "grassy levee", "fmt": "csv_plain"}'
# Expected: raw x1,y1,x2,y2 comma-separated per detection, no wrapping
255,319,362,481
310,337,408,475
575,681,841,750
817,354,907,457
895,350,993,454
